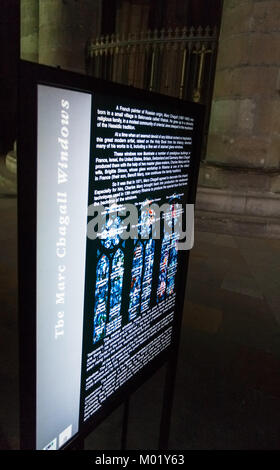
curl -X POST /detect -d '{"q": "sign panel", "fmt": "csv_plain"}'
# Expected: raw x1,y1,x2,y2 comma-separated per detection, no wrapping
18,61,204,450
36,85,91,450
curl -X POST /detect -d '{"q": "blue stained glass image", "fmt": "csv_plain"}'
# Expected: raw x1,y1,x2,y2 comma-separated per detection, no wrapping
157,202,180,302
109,249,124,321
92,206,126,343
129,242,143,321
101,215,121,249
93,254,109,343
140,202,156,239
166,235,178,295
157,234,170,301
141,239,155,312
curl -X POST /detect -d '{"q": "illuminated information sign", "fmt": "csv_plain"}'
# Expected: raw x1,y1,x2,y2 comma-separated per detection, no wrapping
18,61,203,450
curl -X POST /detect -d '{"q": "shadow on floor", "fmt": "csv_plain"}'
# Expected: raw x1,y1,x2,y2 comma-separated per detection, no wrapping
1,198,280,449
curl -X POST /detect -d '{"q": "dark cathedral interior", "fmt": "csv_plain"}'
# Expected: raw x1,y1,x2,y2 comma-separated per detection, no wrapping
0,0,280,451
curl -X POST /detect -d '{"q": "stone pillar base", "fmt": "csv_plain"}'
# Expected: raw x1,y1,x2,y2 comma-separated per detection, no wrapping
196,161,280,238
196,162,280,238
195,206,280,239
5,141,17,175
5,152,17,175
0,155,16,195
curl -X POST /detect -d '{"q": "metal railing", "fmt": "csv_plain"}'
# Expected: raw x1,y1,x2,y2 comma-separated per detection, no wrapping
85,26,218,157
86,26,217,101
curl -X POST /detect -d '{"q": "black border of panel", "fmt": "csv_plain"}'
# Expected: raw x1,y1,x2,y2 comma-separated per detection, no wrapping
18,59,205,450
18,63,38,450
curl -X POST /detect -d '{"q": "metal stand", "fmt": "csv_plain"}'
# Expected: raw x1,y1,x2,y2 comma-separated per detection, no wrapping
158,349,179,450
118,350,178,451
121,396,130,450
71,437,85,450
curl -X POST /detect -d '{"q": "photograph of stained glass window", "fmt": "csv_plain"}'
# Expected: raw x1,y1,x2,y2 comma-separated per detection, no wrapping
93,253,109,343
129,242,143,321
128,200,157,319
93,208,125,343
141,238,155,313
157,197,181,302
92,196,181,343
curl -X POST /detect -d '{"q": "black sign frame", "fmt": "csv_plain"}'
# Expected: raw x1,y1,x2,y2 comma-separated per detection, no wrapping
18,59,204,450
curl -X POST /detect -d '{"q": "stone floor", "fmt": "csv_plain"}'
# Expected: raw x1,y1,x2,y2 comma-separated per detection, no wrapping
1,195,280,450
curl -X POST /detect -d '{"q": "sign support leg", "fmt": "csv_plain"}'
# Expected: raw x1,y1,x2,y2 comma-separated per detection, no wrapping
158,349,179,450
121,396,130,450
71,437,85,450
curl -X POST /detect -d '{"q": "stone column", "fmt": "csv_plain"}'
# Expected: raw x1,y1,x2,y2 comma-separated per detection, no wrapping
20,0,39,62
197,0,280,238
39,0,102,73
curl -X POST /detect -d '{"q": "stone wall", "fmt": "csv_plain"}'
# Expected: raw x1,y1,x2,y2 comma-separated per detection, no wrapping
115,0,150,34
18,0,280,238
197,0,280,238
21,0,38,63
21,0,102,73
